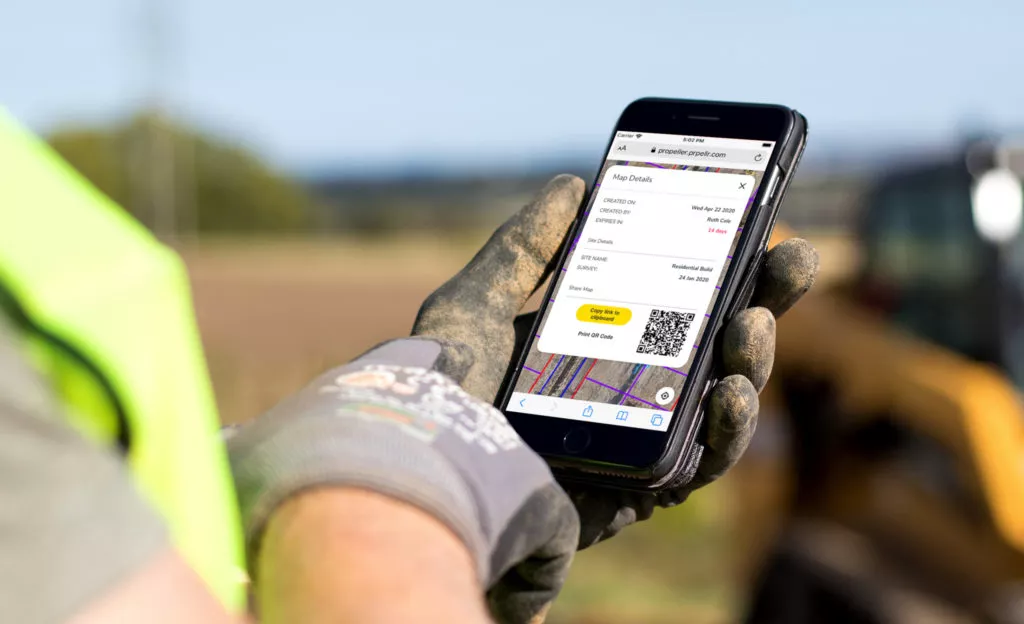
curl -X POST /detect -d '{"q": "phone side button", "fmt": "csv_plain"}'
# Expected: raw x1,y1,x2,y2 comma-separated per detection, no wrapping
762,166,782,204
563,427,592,454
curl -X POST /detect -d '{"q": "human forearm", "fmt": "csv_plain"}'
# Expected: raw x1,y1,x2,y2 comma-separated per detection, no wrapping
227,346,579,624
256,487,492,624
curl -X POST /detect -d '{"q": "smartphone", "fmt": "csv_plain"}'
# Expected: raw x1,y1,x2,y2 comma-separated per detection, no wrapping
497,98,807,492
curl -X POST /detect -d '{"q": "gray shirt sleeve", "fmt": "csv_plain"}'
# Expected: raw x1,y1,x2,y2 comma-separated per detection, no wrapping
0,318,168,624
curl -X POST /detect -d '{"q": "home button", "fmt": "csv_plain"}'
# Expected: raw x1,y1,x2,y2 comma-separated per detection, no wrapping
563,427,591,454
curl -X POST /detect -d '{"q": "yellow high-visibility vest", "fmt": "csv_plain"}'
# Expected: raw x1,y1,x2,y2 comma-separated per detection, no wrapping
0,109,245,611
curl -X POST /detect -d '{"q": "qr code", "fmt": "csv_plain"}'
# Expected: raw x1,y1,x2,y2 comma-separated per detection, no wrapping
636,309,696,357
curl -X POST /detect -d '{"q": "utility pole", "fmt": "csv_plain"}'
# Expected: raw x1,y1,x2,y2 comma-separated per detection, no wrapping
133,0,179,242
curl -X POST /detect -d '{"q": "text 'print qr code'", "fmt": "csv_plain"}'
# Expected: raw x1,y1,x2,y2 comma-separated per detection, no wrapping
636,309,696,357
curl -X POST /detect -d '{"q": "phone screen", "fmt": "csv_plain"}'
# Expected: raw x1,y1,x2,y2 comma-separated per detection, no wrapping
508,131,777,431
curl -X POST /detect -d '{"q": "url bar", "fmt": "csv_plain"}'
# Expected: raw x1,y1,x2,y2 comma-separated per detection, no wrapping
610,141,770,170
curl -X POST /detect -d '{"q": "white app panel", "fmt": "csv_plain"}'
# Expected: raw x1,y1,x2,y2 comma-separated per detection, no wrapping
538,165,754,368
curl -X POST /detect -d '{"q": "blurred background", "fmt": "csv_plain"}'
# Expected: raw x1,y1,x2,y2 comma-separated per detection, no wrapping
7,1,1024,622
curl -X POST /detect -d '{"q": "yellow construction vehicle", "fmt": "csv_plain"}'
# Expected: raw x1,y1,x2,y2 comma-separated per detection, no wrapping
736,139,1024,624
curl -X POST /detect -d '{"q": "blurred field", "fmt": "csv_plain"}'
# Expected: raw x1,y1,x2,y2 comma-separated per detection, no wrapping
181,235,479,424
180,231,856,624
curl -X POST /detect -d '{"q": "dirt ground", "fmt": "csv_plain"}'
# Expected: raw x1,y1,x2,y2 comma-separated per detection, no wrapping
178,231,854,624
180,236,480,424
182,232,853,424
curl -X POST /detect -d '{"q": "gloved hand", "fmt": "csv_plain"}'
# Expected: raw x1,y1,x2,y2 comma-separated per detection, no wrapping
412,174,819,549
226,339,579,624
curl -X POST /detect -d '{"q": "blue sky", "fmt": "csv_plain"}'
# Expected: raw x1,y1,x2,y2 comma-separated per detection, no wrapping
3,1,1023,174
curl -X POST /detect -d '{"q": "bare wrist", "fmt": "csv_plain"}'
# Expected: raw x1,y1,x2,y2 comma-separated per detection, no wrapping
257,487,491,624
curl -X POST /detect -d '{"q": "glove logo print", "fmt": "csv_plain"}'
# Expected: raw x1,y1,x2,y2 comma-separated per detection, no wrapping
334,369,397,389
339,402,439,443
321,365,524,455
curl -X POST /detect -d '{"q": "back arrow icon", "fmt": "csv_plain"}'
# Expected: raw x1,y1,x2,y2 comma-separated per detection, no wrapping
519,398,527,408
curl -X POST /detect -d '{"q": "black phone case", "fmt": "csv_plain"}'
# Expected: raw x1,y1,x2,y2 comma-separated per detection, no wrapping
500,106,808,493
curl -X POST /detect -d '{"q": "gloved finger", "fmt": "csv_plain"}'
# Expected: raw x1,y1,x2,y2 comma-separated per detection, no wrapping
413,176,584,401
751,237,819,318
513,311,540,357
353,337,476,385
720,307,776,392
415,174,584,328
487,484,580,624
494,311,541,394
693,374,759,487
568,486,655,550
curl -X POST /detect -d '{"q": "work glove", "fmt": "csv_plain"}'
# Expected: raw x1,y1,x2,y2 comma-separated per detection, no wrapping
226,338,579,624
412,174,819,550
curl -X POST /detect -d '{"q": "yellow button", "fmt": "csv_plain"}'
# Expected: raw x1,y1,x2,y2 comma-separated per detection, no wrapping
576,304,632,325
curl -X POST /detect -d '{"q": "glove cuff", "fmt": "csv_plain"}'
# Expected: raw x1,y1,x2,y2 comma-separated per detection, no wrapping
227,410,489,583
